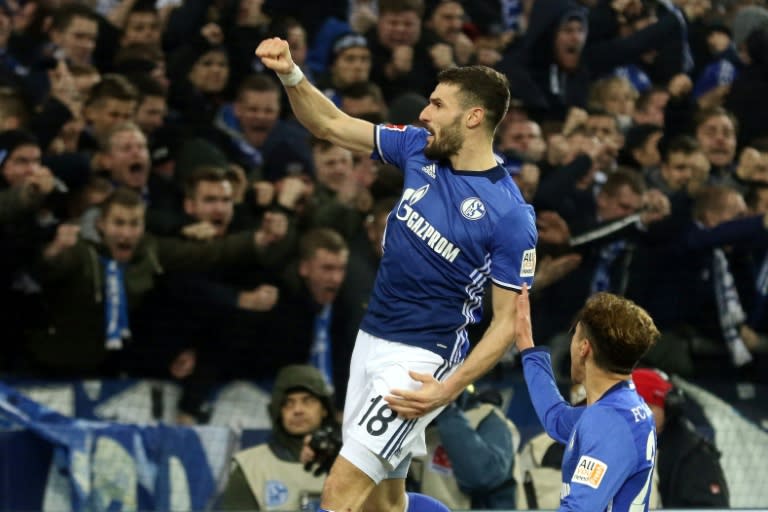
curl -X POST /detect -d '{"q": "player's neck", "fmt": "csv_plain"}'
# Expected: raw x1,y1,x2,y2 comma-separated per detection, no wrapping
451,139,496,171
584,366,631,405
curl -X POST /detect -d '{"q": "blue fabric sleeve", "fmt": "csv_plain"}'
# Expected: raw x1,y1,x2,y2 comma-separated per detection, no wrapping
489,205,538,290
521,348,585,444
436,406,513,491
559,407,636,511
372,124,428,170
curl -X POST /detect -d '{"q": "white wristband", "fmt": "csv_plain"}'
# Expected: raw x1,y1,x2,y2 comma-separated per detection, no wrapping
277,65,304,87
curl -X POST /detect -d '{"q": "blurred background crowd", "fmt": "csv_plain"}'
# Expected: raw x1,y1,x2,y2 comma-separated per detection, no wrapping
2,0,768,420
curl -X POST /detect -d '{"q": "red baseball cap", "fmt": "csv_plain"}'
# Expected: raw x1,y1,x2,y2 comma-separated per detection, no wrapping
632,368,673,408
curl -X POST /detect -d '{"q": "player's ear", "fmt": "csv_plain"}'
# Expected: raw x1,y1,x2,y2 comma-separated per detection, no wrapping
466,107,484,129
580,338,591,358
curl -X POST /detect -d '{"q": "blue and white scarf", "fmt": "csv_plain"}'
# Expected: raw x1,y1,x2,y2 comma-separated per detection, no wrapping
750,251,768,328
590,240,626,294
309,304,334,392
101,257,130,350
712,248,753,366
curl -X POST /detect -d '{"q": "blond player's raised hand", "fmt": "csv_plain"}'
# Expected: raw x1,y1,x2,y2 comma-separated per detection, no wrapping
255,37,295,75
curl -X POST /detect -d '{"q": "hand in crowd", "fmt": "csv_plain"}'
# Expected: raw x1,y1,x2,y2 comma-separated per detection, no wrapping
687,151,711,195
736,147,768,183
740,324,761,351
547,134,571,166
453,33,475,65
574,133,616,169
228,164,248,204
169,349,196,379
429,43,455,71
200,22,224,46
300,434,316,465
44,223,80,260
350,0,378,34
562,107,589,137
20,166,55,201
238,284,279,312
390,45,414,76
255,38,295,75
639,189,672,225
49,59,81,116
182,221,218,241
535,254,583,289
536,210,571,246
611,0,643,23
252,180,276,208
276,176,310,210
668,73,693,98
254,211,289,247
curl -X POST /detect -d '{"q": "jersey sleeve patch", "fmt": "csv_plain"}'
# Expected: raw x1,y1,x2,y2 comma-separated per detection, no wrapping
520,248,536,277
571,455,608,489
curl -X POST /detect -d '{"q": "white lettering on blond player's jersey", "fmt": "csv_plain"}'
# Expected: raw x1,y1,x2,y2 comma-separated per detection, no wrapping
396,186,461,263
631,403,652,422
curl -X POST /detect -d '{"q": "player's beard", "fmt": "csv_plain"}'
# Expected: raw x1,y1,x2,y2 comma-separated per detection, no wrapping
424,114,464,161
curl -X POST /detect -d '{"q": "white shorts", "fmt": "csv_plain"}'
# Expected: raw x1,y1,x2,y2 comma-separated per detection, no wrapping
339,330,457,482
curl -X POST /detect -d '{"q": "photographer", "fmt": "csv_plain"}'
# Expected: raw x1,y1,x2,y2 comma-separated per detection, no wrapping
218,364,340,511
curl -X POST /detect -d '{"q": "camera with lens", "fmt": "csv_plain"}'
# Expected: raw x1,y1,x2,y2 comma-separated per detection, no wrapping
303,424,342,476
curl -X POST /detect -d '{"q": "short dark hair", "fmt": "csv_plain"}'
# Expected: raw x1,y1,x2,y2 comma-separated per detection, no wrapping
51,4,98,32
587,108,621,132
310,136,336,152
99,187,144,216
575,292,659,374
694,106,738,134
128,73,167,101
338,81,384,103
635,87,667,114
436,65,510,132
299,228,348,261
184,166,229,198
693,184,739,222
378,0,425,16
662,135,700,162
601,168,646,198
236,73,280,101
86,74,139,107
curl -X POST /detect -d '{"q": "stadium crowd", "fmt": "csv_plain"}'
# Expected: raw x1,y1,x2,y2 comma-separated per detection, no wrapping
0,0,766,498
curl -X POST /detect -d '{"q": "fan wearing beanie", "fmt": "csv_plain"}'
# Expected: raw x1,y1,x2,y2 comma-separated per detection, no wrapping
630,368,672,433
631,368,730,508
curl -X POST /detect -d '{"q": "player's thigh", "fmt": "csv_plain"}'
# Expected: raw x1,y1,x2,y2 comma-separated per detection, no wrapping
344,336,454,468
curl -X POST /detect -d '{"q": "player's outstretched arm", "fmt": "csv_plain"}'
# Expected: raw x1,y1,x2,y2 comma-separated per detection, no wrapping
386,284,519,419
255,38,374,154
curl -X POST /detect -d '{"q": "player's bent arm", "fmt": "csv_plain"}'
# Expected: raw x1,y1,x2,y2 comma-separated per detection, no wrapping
441,285,519,399
283,72,374,154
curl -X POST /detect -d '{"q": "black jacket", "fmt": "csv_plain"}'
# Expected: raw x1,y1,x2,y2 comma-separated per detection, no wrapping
657,415,730,508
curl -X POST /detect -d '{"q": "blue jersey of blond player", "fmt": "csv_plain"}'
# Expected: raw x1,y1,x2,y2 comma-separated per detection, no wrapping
359,123,537,366
522,348,657,511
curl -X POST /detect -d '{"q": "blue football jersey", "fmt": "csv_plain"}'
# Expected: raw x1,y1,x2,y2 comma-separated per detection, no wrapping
359,124,538,364
522,348,657,512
